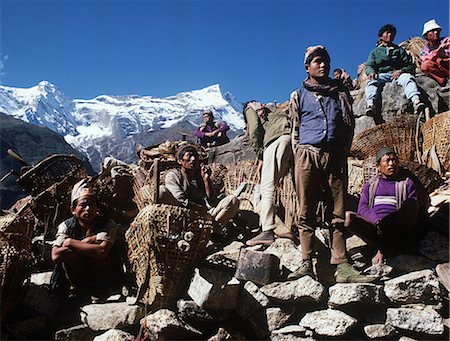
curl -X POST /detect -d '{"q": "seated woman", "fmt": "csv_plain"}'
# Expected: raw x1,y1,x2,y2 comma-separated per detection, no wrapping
420,19,450,86
194,110,230,148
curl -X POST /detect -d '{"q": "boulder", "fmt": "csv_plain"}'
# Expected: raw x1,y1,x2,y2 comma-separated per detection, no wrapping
383,269,441,305
30,271,53,285
206,241,244,262
260,276,325,303
187,267,240,310
176,299,216,323
386,307,444,335
418,231,449,262
435,262,450,292
299,309,357,337
207,327,247,341
386,254,437,273
264,238,303,273
271,325,314,340
266,306,295,331
80,302,145,331
328,283,385,307
236,281,270,319
93,329,134,341
55,324,102,341
210,135,257,165
363,324,397,339
140,309,202,340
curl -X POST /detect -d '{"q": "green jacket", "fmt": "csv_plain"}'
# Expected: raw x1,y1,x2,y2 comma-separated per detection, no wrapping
245,105,291,160
365,44,415,75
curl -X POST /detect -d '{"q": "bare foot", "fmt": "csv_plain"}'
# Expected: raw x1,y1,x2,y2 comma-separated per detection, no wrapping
372,250,384,265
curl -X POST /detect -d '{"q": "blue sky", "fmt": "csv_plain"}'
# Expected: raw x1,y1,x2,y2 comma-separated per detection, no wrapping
1,0,448,104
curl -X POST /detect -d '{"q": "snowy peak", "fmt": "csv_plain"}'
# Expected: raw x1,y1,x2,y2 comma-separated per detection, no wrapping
0,81,78,135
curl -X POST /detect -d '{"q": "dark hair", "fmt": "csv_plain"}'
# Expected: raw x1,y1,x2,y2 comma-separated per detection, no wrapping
242,100,257,125
333,68,342,76
376,146,397,164
203,110,214,119
378,24,397,37
177,145,198,160
305,48,331,66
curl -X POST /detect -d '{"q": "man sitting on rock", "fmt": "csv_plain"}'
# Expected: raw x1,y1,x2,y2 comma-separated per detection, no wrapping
345,147,420,265
364,24,425,117
194,109,230,148
242,101,295,246
159,145,239,225
51,179,122,302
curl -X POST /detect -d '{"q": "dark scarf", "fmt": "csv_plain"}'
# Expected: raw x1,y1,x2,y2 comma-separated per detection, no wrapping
303,77,355,150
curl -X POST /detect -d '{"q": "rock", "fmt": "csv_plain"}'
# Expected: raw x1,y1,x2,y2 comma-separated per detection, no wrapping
6,316,50,340
260,276,325,303
93,329,134,341
235,249,281,285
271,325,314,340
363,324,397,339
207,327,247,341
177,299,228,323
435,262,450,292
384,269,441,305
264,238,303,273
386,307,444,335
140,309,202,340
265,306,295,331
187,267,240,310
299,309,357,337
386,254,437,273
23,282,58,318
236,281,270,319
419,231,449,262
362,264,393,278
55,324,102,341
210,135,257,165
30,271,53,285
328,283,385,307
80,302,145,331
345,234,367,252
206,241,244,262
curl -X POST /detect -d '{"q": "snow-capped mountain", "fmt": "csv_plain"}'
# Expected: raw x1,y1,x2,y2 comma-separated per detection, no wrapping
0,81,245,170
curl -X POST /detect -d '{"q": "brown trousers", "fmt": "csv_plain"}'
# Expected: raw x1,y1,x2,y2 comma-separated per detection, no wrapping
294,146,348,264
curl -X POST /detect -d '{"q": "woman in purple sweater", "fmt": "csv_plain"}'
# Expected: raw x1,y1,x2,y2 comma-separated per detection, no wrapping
194,110,230,148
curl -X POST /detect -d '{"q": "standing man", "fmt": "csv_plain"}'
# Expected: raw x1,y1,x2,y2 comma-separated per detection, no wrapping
288,45,373,283
364,24,425,117
194,109,230,148
243,101,294,246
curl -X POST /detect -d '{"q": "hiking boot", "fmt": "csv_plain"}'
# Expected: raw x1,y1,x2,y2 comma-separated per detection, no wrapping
365,105,374,117
246,230,275,246
335,262,377,283
413,101,425,114
287,260,314,280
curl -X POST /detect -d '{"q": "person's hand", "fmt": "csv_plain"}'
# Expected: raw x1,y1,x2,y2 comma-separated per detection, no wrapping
62,238,72,248
392,70,403,79
368,73,378,80
372,250,384,265
257,159,263,176
81,236,96,244
201,165,211,180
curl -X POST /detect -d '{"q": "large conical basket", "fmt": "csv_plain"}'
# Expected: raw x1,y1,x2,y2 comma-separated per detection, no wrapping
351,117,417,162
0,213,34,324
421,111,450,172
125,204,213,310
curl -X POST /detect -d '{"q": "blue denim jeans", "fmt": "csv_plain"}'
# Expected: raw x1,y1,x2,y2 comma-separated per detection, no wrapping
365,72,420,106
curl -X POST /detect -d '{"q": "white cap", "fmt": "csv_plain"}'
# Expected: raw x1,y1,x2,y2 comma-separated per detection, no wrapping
422,19,442,37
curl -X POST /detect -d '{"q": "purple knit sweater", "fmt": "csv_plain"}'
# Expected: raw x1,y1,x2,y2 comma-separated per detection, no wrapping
357,177,417,225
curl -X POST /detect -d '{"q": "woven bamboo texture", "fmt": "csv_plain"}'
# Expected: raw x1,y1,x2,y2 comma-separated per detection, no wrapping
0,215,34,323
399,37,426,70
351,116,417,161
18,154,87,196
421,111,450,171
125,204,213,309
223,160,260,211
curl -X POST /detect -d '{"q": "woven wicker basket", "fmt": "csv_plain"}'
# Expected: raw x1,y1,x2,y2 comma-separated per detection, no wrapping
421,111,450,171
224,160,260,211
125,204,213,309
351,117,417,161
18,154,87,196
0,228,34,323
